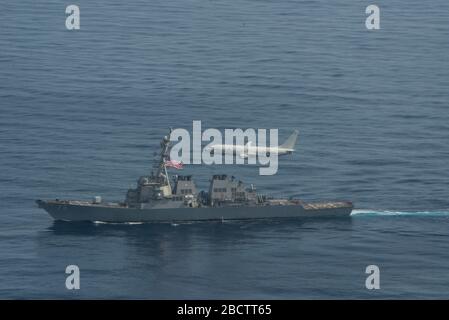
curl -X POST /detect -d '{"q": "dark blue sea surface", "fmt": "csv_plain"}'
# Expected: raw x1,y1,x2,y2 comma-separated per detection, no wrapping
1,0,449,298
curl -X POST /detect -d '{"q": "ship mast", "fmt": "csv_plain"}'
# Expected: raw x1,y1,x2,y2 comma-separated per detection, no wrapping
154,129,172,190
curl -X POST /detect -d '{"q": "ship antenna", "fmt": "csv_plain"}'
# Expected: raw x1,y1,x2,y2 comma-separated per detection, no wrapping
154,129,173,190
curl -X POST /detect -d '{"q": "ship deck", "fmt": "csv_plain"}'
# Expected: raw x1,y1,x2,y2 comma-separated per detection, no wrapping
39,199,353,210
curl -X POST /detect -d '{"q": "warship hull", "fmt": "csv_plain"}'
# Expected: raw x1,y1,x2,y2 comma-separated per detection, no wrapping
36,200,353,223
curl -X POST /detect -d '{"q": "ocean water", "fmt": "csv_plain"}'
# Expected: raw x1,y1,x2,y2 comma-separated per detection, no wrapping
1,0,449,298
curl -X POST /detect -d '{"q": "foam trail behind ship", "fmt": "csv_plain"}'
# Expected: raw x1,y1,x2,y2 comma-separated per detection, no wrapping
351,209,449,217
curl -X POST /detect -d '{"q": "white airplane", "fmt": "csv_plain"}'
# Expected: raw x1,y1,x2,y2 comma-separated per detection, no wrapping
205,130,299,158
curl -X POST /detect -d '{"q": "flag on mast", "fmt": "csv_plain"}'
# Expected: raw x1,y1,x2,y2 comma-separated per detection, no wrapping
164,159,183,169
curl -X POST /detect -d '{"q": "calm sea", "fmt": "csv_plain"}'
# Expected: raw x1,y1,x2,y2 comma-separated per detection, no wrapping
1,0,449,298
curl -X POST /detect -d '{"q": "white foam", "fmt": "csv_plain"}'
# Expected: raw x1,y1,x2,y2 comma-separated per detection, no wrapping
351,209,449,217
93,220,143,225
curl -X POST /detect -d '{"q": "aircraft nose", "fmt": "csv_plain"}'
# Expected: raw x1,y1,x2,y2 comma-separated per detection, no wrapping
204,145,214,154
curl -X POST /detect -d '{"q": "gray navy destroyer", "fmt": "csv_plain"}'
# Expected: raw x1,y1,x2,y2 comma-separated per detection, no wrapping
36,130,353,222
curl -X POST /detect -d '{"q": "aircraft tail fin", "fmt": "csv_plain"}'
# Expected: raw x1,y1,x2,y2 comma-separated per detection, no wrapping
280,129,299,150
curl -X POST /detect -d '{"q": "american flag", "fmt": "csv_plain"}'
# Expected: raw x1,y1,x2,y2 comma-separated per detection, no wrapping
164,159,183,169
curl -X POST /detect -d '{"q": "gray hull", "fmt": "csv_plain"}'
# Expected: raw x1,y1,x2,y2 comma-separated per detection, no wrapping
37,200,353,223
